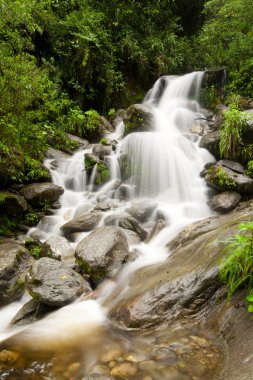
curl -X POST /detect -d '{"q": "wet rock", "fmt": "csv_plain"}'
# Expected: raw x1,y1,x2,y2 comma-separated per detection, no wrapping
199,130,220,158
61,211,102,240
0,350,20,365
0,192,27,217
95,203,111,212
148,219,167,241
111,109,126,128
25,257,91,306
21,183,64,208
75,226,129,285
104,213,147,241
84,153,110,186
123,104,153,135
43,236,75,264
209,191,241,212
11,299,55,326
127,200,158,222
92,144,112,160
0,244,33,306
205,160,253,194
109,202,253,328
46,147,71,161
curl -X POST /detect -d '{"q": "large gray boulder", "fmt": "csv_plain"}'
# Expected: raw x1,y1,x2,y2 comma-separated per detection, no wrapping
21,183,64,208
199,130,220,158
123,104,153,135
127,200,158,222
92,144,112,160
209,191,241,213
0,244,34,306
75,226,129,285
104,213,147,241
205,160,253,194
43,236,75,264
61,211,102,239
25,257,90,306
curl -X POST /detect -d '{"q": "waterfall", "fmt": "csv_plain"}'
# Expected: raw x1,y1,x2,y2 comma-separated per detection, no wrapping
0,72,215,376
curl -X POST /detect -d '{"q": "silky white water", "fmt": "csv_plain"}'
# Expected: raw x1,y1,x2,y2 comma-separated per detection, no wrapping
0,72,215,366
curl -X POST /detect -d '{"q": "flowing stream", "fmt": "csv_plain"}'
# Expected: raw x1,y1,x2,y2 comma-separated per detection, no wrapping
0,72,218,379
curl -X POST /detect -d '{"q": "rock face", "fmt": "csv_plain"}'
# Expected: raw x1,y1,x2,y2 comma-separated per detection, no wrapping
25,257,90,306
127,200,158,222
43,236,75,264
123,104,153,135
0,244,33,305
0,192,27,217
104,213,147,241
61,211,102,239
11,299,55,326
21,183,64,208
199,130,220,158
209,191,241,212
75,226,129,285
92,144,112,160
109,202,253,328
205,160,253,194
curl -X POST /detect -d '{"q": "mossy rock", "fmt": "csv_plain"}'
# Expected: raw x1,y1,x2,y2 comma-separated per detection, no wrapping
0,192,27,217
123,104,153,136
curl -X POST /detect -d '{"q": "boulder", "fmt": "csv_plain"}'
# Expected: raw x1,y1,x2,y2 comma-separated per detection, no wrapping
43,236,75,264
92,144,112,160
109,202,253,328
0,192,27,217
75,226,129,285
123,104,153,135
104,213,147,241
11,299,56,326
25,257,91,306
61,211,102,239
199,130,220,158
127,200,158,222
205,160,253,194
0,244,33,306
21,183,64,208
84,154,110,186
209,191,241,213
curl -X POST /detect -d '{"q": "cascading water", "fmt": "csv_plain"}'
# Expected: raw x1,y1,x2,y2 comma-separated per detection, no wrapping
0,72,217,379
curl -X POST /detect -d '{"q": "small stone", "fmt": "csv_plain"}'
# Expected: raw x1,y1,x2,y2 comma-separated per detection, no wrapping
190,336,210,348
110,362,137,377
101,350,122,363
0,350,20,363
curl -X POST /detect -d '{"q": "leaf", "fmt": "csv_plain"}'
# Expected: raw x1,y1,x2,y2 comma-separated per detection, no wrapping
246,294,253,302
248,304,253,312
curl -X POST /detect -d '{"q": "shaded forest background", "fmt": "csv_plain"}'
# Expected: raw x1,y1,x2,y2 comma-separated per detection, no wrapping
0,0,252,186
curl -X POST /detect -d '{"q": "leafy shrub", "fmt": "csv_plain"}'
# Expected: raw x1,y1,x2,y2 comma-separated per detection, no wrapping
220,221,253,311
219,106,253,162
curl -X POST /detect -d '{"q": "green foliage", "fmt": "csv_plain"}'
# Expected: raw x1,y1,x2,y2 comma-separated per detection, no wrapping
100,138,109,145
246,161,253,177
219,106,253,162
199,85,221,110
208,166,236,191
95,163,110,185
0,216,16,236
24,213,41,227
196,0,253,98
25,237,42,259
220,222,253,311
